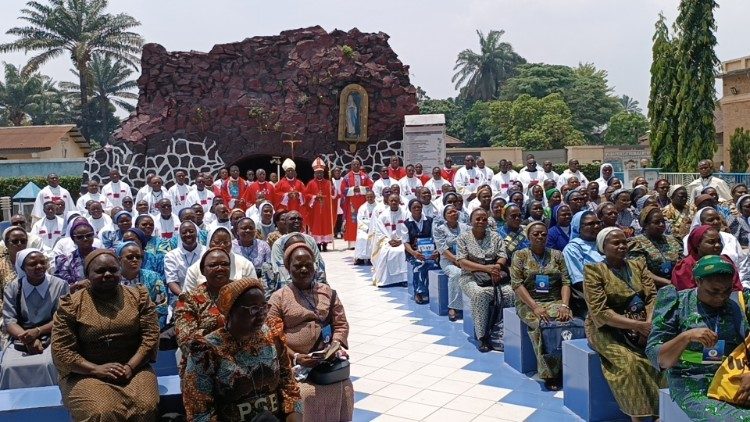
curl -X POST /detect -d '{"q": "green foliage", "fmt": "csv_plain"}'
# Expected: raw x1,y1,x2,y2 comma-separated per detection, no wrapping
674,0,719,171
619,95,642,114
452,30,526,102
341,45,355,59
0,176,82,200
489,93,584,150
604,111,649,146
0,0,144,140
0,62,72,126
500,63,621,141
648,13,679,171
729,127,750,172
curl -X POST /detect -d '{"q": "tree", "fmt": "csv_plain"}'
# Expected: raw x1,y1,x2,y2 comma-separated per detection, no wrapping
604,111,649,146
489,93,584,150
648,13,679,171
27,75,73,125
0,62,68,125
500,63,576,100
673,0,719,171
452,30,526,102
60,54,136,144
619,95,642,114
0,0,143,136
729,127,750,172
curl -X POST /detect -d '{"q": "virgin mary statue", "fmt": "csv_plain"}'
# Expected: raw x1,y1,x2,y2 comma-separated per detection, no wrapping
346,93,360,137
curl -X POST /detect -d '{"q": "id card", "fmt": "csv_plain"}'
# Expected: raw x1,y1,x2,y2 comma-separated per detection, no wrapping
535,274,550,294
321,324,332,344
660,261,672,275
416,238,436,255
702,340,725,364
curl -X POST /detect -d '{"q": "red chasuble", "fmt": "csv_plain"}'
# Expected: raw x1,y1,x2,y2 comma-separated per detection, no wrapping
274,177,307,218
243,181,276,208
340,171,374,242
304,178,336,242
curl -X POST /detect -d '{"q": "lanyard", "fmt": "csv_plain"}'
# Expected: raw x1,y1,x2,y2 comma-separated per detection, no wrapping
697,302,721,332
183,251,197,267
531,251,548,268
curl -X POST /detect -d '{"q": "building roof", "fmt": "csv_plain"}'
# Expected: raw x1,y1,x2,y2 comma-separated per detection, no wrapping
445,134,465,147
0,125,91,154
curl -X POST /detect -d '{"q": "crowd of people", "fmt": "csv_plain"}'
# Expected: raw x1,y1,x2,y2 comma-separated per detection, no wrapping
1,153,749,420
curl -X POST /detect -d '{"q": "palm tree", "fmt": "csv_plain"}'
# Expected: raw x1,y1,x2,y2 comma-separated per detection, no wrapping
452,30,526,102
0,0,143,118
28,75,74,124
0,62,45,125
60,54,137,143
619,95,642,114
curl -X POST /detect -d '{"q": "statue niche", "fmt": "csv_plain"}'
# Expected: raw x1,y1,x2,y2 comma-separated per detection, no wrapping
338,84,369,152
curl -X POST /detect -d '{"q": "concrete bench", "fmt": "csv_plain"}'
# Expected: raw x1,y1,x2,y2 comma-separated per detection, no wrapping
0,374,183,419
502,307,537,375
562,339,628,421
462,291,475,340
659,388,691,422
427,270,449,316
407,261,415,298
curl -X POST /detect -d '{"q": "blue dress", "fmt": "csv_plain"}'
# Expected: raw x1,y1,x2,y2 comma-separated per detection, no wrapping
546,225,570,251
404,217,439,297
122,269,169,329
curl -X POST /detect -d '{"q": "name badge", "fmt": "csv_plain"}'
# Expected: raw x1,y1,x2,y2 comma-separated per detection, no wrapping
52,196,60,201
201,199,207,205
702,340,725,364
321,324,332,344
501,184,509,189
180,195,186,201
535,274,550,294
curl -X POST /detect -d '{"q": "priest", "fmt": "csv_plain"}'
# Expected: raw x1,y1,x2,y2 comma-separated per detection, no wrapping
340,158,374,249
31,173,76,223
305,158,336,251
274,158,307,219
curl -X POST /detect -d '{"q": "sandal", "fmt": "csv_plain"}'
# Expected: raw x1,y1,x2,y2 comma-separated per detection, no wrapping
544,379,561,391
448,309,458,321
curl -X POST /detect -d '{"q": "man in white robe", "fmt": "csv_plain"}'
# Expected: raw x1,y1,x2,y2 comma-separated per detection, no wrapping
354,191,378,265
518,156,543,193
372,166,394,202
424,166,450,202
30,201,64,259
153,198,181,240
168,170,193,215
371,193,409,287
686,159,732,202
558,159,589,188
77,179,112,216
541,160,560,185
101,169,132,209
490,159,519,199
398,164,423,202
454,155,482,202
86,202,112,236
31,173,75,223
476,157,494,183
136,176,169,216
186,174,216,213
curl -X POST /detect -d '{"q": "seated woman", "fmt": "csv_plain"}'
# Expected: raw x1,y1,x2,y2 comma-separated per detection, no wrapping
268,243,352,422
1,226,30,336
511,222,573,391
403,199,440,304
672,225,742,291
184,278,303,421
508,191,525,210
647,255,750,419
134,213,171,258
684,208,750,282
727,194,750,248
545,189,562,221
371,194,409,287
583,227,661,421
457,209,513,353
522,200,548,226
164,221,205,302
611,189,640,237
52,214,103,258
99,210,132,248
628,206,683,289
662,185,692,237
1,249,69,389
497,204,529,260
266,210,289,249
54,220,98,292
597,202,619,229
174,248,233,371
489,197,506,229
586,181,601,211
255,201,277,240
563,210,604,317
183,227,256,292
232,217,271,280
434,204,469,321
115,242,169,329
51,249,160,421
546,204,572,251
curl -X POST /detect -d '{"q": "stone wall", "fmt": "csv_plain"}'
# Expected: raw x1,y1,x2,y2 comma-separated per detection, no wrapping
85,26,418,186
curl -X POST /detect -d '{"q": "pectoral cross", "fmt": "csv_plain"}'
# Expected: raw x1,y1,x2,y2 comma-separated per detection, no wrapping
102,335,113,348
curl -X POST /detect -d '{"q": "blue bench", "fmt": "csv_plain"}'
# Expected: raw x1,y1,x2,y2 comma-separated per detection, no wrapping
407,261,415,298
502,307,537,375
659,388,691,422
562,339,628,421
0,374,183,419
462,291,475,339
154,349,179,377
427,270,449,316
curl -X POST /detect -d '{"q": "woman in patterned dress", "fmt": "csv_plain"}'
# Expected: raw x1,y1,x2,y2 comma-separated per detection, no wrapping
647,255,750,420
268,243,352,422
662,185,692,237
583,227,662,421
627,206,683,289
434,204,470,321
511,221,573,391
54,220,98,292
114,241,169,329
497,204,529,260
183,277,303,421
457,208,513,353
51,249,160,421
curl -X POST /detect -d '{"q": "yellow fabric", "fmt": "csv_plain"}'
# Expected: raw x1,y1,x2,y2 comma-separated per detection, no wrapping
707,294,749,404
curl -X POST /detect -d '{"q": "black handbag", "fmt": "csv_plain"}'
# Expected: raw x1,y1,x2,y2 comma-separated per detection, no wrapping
618,294,648,350
306,289,351,385
539,318,586,356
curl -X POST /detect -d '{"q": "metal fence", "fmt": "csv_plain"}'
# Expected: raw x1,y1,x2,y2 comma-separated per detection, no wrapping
658,172,750,188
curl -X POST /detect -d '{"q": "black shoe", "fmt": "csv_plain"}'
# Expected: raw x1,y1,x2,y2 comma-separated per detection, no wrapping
448,309,459,322
544,378,562,391
354,259,363,265
478,341,491,353
322,243,328,252
365,259,372,265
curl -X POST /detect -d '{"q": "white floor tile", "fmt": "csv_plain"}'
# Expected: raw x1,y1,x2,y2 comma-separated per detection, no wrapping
384,358,427,373
374,347,414,360
420,343,459,355
408,333,445,343
355,342,389,355
393,373,442,389
430,355,473,369
399,351,443,364
444,369,491,384
354,395,402,413
367,368,411,383
554,390,565,399
371,416,414,422
386,401,438,420
407,389,458,407
350,364,379,378
352,378,389,394
443,395,496,414
463,384,513,401
423,408,476,422
413,363,458,378
357,355,397,368
425,379,475,394
480,402,537,421
372,383,421,401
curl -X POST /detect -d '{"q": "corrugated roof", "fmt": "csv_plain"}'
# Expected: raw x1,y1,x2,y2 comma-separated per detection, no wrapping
0,125,90,153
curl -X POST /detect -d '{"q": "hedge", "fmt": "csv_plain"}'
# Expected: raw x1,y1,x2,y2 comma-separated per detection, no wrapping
0,176,83,201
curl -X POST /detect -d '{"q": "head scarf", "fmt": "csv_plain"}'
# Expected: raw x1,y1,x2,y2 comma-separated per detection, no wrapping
694,255,736,279
83,249,116,277
672,225,742,291
694,193,714,208
524,220,547,239
283,241,314,270
114,241,138,257
686,224,714,259
63,211,82,235
701,186,716,195
509,191,524,204
638,205,661,228
69,220,94,238
442,192,459,206
3,226,26,244
545,188,560,200
668,184,685,198
736,194,750,213
207,226,233,246
177,221,202,251
114,210,131,223
596,227,621,253
442,204,457,220
570,210,595,240
635,195,652,214
611,188,630,202
217,277,265,318
553,204,571,227
564,189,580,205
124,227,147,247
598,163,613,180
407,198,421,212
199,246,232,273
14,248,43,281
630,186,648,204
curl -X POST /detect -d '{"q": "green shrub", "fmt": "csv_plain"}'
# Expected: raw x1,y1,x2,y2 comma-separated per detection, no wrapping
0,176,83,201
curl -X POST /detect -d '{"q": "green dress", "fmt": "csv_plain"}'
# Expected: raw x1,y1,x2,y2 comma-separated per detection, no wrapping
583,259,663,417
510,248,571,379
627,234,683,283
646,286,750,421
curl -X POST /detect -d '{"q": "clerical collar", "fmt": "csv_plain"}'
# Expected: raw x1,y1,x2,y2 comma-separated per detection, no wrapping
161,214,172,220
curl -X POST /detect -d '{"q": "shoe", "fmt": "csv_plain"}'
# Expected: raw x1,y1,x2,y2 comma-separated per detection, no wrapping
478,342,491,353
322,243,328,252
415,294,428,304
544,379,561,391
448,309,459,322
365,259,372,265
354,259,363,265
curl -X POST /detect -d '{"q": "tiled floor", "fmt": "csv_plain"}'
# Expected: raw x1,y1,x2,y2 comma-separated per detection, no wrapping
325,245,581,421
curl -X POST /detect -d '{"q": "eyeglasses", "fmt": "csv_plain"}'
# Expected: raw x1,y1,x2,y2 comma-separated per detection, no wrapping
123,254,143,261
582,220,602,227
206,262,230,269
210,240,232,247
239,303,271,317
74,232,95,241
9,238,27,245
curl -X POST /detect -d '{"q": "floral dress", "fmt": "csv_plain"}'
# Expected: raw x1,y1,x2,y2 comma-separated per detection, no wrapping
182,319,303,421
173,284,225,373
510,248,571,379
122,269,169,329
627,234,683,282
647,286,750,420
434,222,469,310
497,225,529,260
662,204,692,238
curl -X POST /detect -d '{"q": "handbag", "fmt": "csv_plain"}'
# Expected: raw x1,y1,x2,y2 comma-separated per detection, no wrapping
539,318,585,356
484,281,505,351
618,294,648,350
307,289,351,385
707,293,750,404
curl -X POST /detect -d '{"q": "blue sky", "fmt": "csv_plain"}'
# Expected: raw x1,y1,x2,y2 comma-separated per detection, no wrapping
2,0,749,112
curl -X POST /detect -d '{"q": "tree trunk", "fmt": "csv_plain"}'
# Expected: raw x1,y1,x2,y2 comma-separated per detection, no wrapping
77,60,90,139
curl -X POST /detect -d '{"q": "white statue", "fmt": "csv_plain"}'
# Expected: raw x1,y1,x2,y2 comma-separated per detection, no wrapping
346,94,359,137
